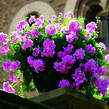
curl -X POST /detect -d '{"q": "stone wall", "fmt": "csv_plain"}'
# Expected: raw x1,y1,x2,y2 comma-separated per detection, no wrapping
0,0,66,34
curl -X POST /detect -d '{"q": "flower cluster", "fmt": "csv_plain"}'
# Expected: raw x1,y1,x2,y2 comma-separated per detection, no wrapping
57,44,74,58
85,44,95,54
105,54,109,62
0,12,109,98
41,38,56,57
9,75,18,82
3,81,15,93
59,79,70,87
96,66,105,76
2,60,20,72
91,73,109,97
73,48,85,60
27,56,45,73
16,20,29,32
22,39,33,50
34,17,44,29
0,33,9,55
32,45,40,57
29,29,40,38
72,68,87,90
86,21,97,34
66,31,78,43
84,59,97,73
54,55,76,74
11,32,20,43
97,42,106,52
45,25,57,35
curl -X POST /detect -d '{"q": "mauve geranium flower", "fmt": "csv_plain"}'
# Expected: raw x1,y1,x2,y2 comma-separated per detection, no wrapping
45,25,56,35
86,22,97,34
16,20,29,32
85,44,95,54
22,39,33,50
59,79,70,87
73,48,85,60
105,54,109,62
97,42,106,52
3,81,15,93
9,75,18,82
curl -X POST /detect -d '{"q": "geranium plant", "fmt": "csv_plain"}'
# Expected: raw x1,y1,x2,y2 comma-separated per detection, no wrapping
0,12,109,98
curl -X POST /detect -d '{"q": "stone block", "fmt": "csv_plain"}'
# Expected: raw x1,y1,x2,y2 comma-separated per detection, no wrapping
0,90,54,109
31,87,105,109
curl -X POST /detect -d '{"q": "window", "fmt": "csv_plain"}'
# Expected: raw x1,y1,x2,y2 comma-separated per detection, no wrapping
26,12,39,26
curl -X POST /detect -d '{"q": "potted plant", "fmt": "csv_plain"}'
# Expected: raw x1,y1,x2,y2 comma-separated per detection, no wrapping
0,12,109,99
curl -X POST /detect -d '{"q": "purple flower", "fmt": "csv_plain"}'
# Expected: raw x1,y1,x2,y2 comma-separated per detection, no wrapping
64,13,67,18
54,61,67,73
0,33,8,44
2,60,11,72
22,39,33,50
24,33,29,39
57,51,66,58
84,59,97,73
85,44,95,54
39,16,44,20
79,63,84,67
34,18,44,29
29,29,40,38
83,35,90,40
59,12,63,17
91,75,109,97
33,59,45,73
96,66,105,76
97,42,106,52
72,68,87,89
0,44,9,55
63,44,74,55
10,61,20,72
27,56,34,67
62,55,76,65
32,45,40,57
68,11,74,19
3,81,15,93
52,15,56,20
16,20,29,32
105,54,109,62
11,32,20,43
45,25,56,35
66,32,78,43
9,75,18,82
86,22,97,34
2,60,20,72
27,56,45,73
29,15,35,24
68,20,81,32
59,79,70,87
73,48,85,60
41,38,56,57
48,19,52,24
54,55,75,74
61,27,70,34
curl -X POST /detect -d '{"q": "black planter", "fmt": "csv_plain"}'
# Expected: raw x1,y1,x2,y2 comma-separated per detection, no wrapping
32,71,61,93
